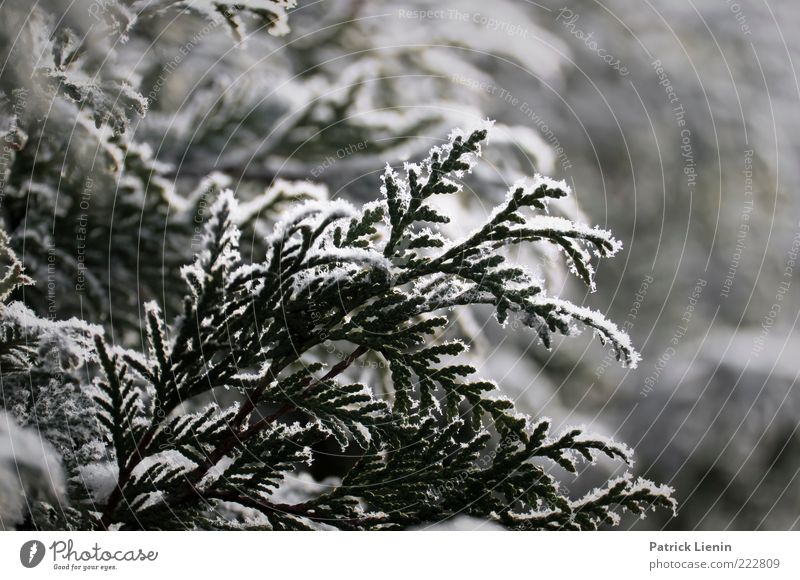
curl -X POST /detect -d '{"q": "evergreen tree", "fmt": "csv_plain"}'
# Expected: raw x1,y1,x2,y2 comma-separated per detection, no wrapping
0,1,674,530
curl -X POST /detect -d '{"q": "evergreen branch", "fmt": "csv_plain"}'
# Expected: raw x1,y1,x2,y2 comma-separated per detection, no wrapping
82,126,672,530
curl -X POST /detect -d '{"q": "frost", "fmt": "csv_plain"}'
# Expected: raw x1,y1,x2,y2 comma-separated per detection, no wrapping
1,301,100,368
0,412,66,526
197,456,235,490
234,179,329,226
271,473,340,505
267,198,357,242
306,247,392,273
163,0,298,39
0,111,668,529
131,451,198,482
412,516,504,531
529,296,641,368
76,461,119,503
575,474,677,516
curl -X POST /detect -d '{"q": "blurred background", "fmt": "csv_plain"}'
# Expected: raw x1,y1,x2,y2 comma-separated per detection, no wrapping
3,0,800,530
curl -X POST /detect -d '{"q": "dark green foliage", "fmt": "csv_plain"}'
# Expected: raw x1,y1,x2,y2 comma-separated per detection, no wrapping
77,128,674,530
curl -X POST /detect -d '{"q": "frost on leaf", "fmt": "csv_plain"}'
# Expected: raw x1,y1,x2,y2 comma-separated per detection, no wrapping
173,0,299,40
2,125,671,530
59,126,673,530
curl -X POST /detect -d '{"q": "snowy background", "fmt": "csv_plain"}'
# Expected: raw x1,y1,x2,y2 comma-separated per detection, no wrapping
234,0,800,531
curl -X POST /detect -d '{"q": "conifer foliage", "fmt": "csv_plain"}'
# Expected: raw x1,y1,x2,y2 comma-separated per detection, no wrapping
0,1,675,530
77,127,669,530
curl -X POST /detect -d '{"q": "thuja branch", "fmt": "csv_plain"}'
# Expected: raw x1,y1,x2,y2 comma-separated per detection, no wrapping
240,345,370,438
97,344,370,528
87,126,674,530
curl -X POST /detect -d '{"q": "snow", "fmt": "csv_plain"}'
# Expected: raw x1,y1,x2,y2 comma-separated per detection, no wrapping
575,473,677,515
572,429,634,464
528,296,641,368
197,456,235,490
526,215,616,246
185,172,233,211
130,450,198,483
0,20,663,526
0,412,66,524
306,246,392,273
76,461,119,503
169,0,298,37
137,490,166,512
380,164,410,215
412,516,504,531
1,301,100,366
233,179,329,226
270,472,340,505
268,198,357,243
